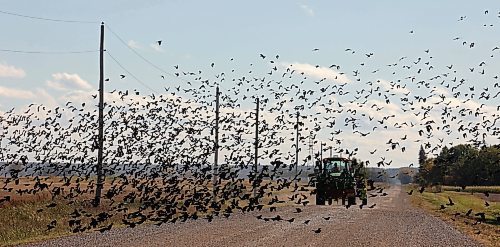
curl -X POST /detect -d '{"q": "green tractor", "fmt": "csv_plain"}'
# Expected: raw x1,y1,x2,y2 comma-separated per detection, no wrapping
313,156,367,206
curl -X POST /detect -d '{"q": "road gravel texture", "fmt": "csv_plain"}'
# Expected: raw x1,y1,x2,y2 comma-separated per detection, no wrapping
22,185,482,247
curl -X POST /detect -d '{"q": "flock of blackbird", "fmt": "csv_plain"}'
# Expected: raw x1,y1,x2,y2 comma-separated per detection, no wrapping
0,9,499,236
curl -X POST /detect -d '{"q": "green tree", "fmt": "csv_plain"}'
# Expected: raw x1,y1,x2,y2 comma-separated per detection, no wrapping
416,145,430,185
417,144,500,186
418,145,426,166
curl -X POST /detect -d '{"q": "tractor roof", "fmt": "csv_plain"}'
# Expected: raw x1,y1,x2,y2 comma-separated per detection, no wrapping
322,157,351,162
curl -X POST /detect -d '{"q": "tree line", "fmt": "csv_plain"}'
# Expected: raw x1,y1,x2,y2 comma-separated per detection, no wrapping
416,144,500,186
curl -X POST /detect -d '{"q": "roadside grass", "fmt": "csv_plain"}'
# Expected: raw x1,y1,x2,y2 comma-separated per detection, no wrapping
0,177,309,246
0,198,142,247
406,185,500,247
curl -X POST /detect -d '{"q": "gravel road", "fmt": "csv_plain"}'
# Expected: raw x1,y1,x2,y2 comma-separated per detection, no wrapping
22,185,482,247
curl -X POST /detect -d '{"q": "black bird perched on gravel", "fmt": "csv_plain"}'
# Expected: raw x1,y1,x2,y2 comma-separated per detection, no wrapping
271,215,283,221
313,228,321,233
96,223,113,233
303,219,311,224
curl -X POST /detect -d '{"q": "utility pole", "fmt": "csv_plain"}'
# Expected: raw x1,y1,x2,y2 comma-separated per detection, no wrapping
213,86,220,203
320,142,323,163
308,133,314,167
94,22,105,207
295,112,299,180
329,146,332,158
254,98,259,197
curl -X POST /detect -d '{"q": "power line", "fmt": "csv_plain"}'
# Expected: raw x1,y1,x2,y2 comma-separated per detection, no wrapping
0,48,99,54
0,9,98,24
104,24,182,81
106,51,160,94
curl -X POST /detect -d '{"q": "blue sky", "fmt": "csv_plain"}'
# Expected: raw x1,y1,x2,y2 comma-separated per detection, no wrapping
1,1,499,167
1,0,498,97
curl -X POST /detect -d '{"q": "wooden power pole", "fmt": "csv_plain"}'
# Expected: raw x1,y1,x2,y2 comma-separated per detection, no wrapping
213,86,220,203
94,22,105,207
295,112,299,180
254,98,259,196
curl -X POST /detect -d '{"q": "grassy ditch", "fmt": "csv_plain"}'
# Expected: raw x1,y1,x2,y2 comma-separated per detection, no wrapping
407,185,500,247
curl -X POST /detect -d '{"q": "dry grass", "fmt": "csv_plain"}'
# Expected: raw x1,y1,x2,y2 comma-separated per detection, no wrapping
407,185,500,247
0,176,310,246
0,200,130,246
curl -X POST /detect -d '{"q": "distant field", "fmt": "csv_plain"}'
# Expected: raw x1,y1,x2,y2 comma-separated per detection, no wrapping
407,185,500,247
442,186,500,195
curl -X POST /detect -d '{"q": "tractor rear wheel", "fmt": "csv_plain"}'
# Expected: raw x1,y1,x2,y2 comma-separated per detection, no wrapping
316,192,326,205
348,196,356,205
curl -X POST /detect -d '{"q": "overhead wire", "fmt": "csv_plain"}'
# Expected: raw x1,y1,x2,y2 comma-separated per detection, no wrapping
0,9,98,24
0,9,176,94
104,24,186,82
106,51,160,94
0,10,100,54
0,48,99,54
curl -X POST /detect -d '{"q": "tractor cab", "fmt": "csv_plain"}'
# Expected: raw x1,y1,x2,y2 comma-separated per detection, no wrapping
316,157,353,178
322,157,352,176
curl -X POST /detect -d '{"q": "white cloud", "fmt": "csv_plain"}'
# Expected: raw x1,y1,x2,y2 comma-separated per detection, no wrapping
127,40,142,49
300,4,315,17
46,73,93,91
0,86,35,99
150,43,165,53
34,88,58,108
0,62,26,78
281,62,351,83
